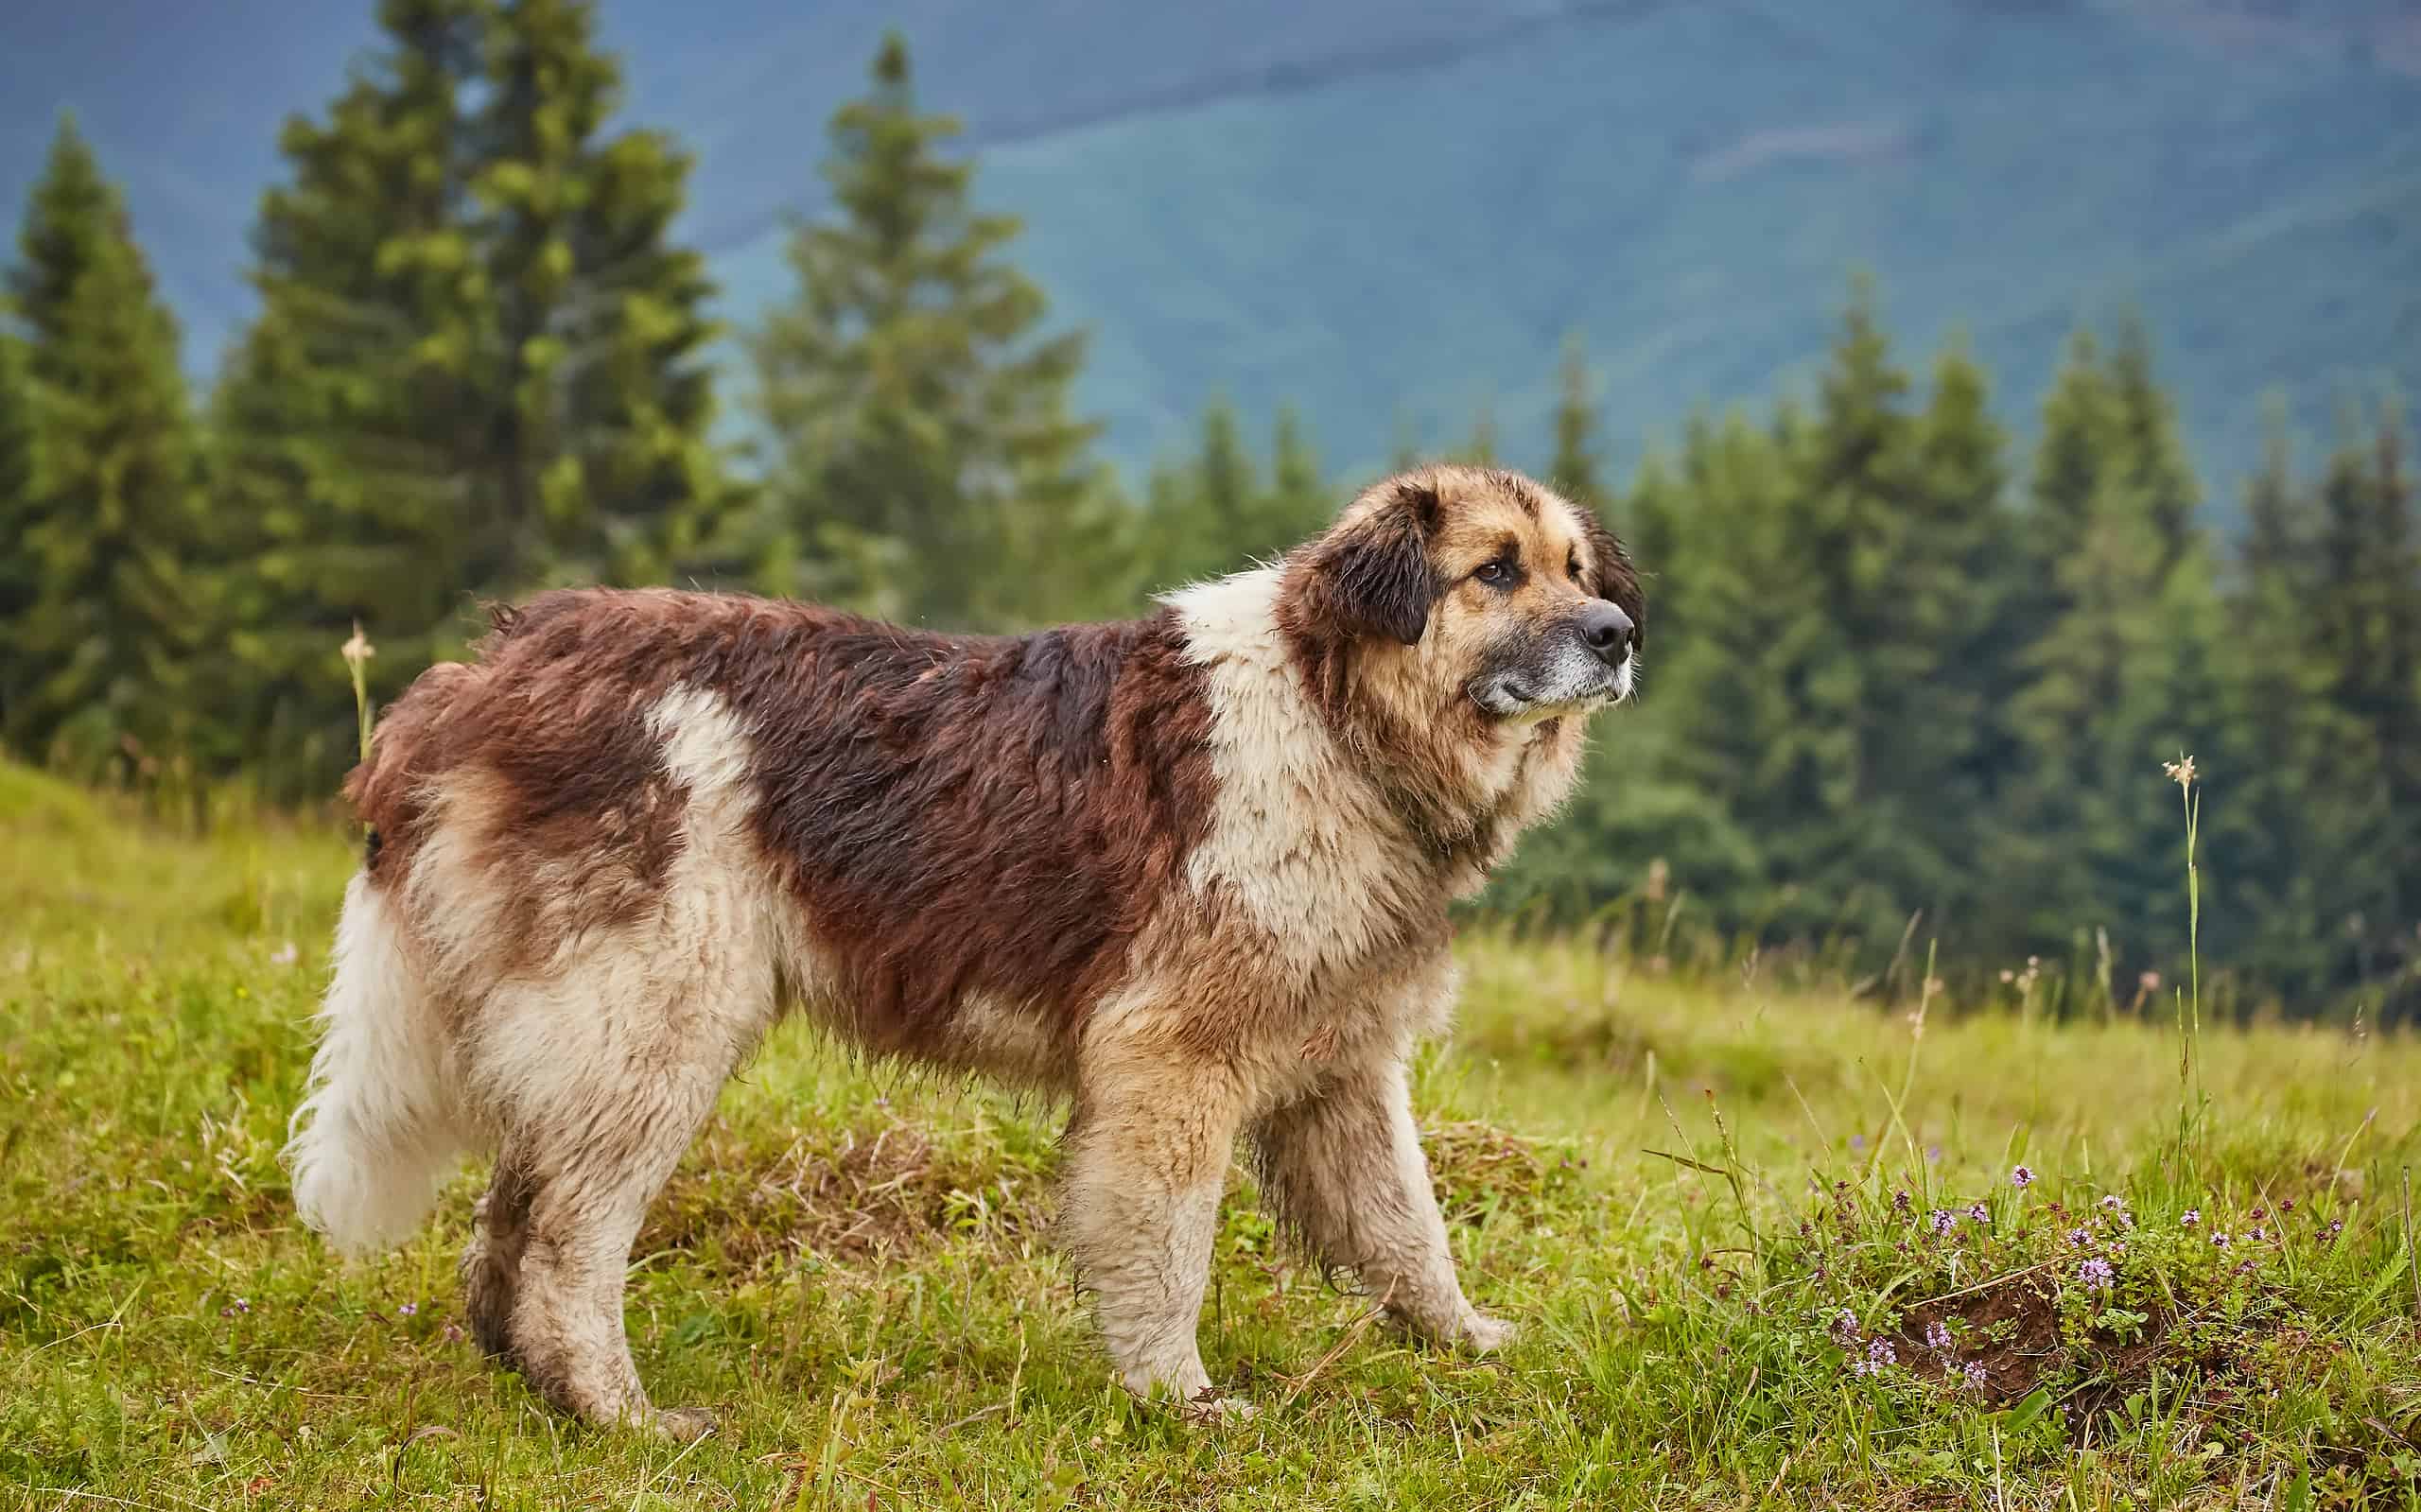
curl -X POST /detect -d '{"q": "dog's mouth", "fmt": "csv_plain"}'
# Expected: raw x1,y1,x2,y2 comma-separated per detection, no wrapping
1470,654,1634,720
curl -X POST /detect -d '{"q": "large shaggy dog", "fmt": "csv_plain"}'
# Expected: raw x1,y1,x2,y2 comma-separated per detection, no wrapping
287,463,1642,1434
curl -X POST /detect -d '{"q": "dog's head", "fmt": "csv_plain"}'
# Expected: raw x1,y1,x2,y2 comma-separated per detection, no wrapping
1287,464,1643,724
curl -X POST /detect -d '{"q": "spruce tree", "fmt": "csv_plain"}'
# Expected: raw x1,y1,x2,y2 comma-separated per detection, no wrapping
213,0,735,790
468,0,737,591
1266,405,1330,541
3,118,203,770
1136,401,1333,590
2005,322,2228,981
2218,411,2373,1002
1550,334,1609,510
2029,330,2109,592
1460,400,1500,466
1903,339,2026,940
2103,316,2201,565
2308,406,2421,1011
0,328,35,725
751,31,1103,630
209,0,492,788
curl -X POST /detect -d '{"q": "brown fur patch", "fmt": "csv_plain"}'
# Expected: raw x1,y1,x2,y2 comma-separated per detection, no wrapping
350,590,1217,1056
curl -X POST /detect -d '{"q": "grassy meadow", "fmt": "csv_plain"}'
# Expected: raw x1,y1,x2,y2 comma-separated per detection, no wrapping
3,760,2417,1509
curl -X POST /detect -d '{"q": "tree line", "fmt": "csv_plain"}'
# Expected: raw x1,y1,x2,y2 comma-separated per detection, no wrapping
1,2,2412,1019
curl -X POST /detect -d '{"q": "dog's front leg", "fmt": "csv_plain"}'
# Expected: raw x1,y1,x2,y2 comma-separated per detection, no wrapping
1252,1053,1511,1352
1059,1053,1246,1414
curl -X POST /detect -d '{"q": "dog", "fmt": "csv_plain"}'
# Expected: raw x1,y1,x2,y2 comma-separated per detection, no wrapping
285,463,1642,1435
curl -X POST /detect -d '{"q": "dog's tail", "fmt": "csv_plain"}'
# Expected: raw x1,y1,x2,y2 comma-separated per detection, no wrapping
286,872,468,1253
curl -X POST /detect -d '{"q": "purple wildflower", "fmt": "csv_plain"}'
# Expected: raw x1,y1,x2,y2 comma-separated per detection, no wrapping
1929,1208,1957,1236
1850,1358,1878,1378
1962,1360,1989,1391
1968,1202,1990,1223
2325,1220,2344,1242
2066,1226,2092,1248
2181,1208,2200,1227
2080,1258,2116,1293
1830,1309,1860,1347
398,1301,418,1317
1893,1190,1911,1213
1925,1320,1953,1351
1850,1135,1866,1153
2249,1225,2269,1243
2011,1165,2034,1190
2211,1231,2231,1248
1867,1338,1897,1366
2280,1198,2296,1214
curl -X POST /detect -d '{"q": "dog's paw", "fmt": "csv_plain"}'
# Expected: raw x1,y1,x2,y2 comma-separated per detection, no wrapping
646,1406,719,1443
1458,1312,1516,1353
1184,1386,1257,1424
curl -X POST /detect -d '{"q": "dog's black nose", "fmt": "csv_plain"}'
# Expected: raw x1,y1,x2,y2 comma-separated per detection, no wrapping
1578,602,1634,666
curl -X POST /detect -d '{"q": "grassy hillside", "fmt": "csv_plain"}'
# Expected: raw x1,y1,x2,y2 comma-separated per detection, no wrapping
3,765,2417,1505
6,0,2415,509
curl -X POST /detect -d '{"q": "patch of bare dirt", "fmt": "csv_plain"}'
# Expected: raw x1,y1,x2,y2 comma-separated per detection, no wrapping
641,1122,1039,1276
1891,1269,2240,1416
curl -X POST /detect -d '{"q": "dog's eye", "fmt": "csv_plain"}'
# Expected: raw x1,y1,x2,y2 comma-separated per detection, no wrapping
1472,558,1517,588
1568,551,1583,581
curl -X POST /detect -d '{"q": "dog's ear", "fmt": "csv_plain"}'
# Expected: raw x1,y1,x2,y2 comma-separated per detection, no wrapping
1580,505,1646,649
1310,479,1441,645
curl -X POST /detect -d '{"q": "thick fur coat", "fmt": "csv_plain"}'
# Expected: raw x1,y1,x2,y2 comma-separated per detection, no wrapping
287,464,1643,1434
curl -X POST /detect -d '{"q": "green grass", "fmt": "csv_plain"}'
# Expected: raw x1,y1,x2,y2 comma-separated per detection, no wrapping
3,761,2417,1509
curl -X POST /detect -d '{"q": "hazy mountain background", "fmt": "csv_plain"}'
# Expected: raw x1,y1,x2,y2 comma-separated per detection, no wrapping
5,0,2416,506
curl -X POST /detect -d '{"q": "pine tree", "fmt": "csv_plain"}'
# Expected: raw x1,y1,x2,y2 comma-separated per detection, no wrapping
2005,322,2228,982
208,0,493,788
2103,316,2201,565
1267,405,1330,540
1902,339,2026,941
212,0,736,790
1136,401,1333,590
0,328,35,723
2029,330,2109,591
1549,334,1609,510
468,0,738,591
751,31,1103,630
2308,405,2421,1011
1460,400,1500,466
1762,282,1949,944
2217,410,2374,1002
2,118,203,771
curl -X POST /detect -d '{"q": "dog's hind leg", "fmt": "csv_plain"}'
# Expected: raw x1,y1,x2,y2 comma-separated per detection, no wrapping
1250,1052,1511,1353
462,1149,534,1361
486,1006,741,1441
1059,1050,1249,1415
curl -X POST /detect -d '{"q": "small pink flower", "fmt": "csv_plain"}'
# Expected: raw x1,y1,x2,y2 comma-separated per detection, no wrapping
2011,1165,2034,1190
2181,1208,2200,1227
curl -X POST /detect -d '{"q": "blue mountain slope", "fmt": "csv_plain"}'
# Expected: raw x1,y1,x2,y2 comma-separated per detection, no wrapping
3,0,2414,506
